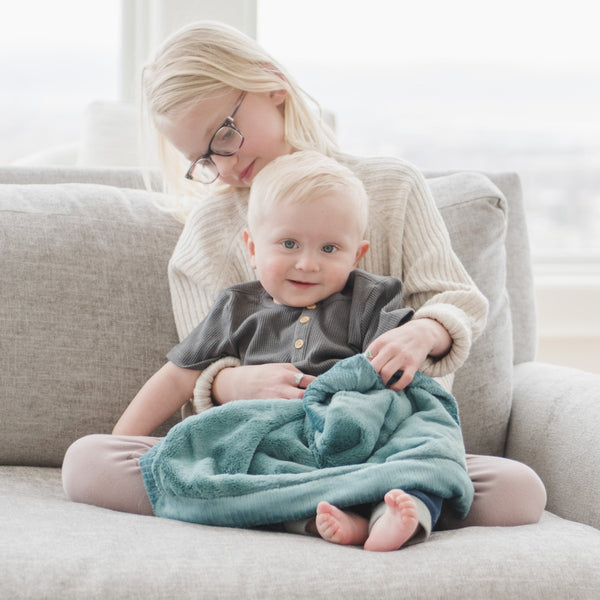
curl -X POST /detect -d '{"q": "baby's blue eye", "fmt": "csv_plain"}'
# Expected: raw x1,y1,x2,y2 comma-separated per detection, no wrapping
282,240,298,249
322,244,337,254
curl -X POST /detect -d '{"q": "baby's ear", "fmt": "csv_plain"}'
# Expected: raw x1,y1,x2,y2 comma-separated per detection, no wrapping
243,229,257,268
354,240,370,266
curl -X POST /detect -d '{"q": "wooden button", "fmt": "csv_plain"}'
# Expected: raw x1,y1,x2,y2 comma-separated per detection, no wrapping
299,316,310,324
294,339,304,349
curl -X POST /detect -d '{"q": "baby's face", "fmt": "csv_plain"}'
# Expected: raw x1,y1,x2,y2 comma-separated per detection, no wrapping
245,190,369,307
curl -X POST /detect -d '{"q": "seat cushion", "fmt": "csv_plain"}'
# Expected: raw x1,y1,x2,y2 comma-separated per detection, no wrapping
2,466,599,600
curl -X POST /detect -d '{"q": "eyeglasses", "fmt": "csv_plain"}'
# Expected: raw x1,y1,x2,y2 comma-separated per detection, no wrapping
184,92,246,184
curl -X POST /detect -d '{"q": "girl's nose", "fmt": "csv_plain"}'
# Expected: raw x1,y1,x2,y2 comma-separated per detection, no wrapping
211,154,237,180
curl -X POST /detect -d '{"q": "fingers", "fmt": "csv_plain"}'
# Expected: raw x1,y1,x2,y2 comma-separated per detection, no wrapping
291,369,315,392
276,366,315,399
224,364,317,401
364,348,416,390
387,369,415,391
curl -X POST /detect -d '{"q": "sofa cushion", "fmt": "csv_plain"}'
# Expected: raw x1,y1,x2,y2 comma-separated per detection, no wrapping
0,183,182,466
429,173,512,455
2,466,600,600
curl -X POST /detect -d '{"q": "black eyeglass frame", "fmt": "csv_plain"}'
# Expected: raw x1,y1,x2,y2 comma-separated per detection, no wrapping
184,92,246,184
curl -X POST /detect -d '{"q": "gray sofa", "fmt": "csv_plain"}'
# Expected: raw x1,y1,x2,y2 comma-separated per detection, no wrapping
1,165,599,599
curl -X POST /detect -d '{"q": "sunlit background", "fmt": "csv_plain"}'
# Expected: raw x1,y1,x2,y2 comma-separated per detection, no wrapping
258,0,600,255
2,0,599,256
1,0,599,371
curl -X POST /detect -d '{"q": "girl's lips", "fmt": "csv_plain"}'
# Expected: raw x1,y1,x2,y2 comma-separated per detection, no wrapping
239,160,255,183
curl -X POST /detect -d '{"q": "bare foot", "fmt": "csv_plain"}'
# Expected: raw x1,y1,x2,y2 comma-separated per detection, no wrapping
314,501,369,546
363,489,420,552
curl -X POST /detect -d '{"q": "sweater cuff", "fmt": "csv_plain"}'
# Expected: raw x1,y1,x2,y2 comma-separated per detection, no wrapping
413,303,472,378
181,356,242,418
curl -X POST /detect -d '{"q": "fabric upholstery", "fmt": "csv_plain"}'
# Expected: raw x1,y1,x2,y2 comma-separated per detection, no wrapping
2,467,599,600
426,170,537,366
507,361,600,530
431,173,512,455
0,182,181,466
0,165,163,190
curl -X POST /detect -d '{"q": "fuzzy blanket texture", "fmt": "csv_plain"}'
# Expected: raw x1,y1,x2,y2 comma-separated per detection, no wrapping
140,354,474,527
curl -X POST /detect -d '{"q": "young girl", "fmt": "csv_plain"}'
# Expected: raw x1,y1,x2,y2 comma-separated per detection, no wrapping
62,20,546,530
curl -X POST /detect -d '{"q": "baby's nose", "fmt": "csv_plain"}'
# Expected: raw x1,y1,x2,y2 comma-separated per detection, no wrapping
296,251,320,271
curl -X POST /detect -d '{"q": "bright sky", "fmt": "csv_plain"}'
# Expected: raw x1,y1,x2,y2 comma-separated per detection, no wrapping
258,0,600,66
3,0,598,66
0,1,120,51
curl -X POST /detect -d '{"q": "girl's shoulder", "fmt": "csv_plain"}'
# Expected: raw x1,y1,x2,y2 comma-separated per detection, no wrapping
333,152,431,208
184,187,248,229
333,151,424,185
169,186,253,294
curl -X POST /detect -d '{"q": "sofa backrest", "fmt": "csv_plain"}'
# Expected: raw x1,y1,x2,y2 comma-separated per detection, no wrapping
0,176,183,467
428,171,536,455
0,166,536,466
0,165,164,190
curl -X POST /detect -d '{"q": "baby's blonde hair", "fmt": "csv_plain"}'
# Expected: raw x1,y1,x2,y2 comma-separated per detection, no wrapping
142,21,337,212
248,151,369,236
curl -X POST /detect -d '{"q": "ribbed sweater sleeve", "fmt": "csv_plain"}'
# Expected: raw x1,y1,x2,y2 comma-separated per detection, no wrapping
337,153,488,377
168,187,254,340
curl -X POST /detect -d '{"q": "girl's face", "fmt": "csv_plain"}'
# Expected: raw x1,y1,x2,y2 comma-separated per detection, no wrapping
244,190,370,307
156,89,293,188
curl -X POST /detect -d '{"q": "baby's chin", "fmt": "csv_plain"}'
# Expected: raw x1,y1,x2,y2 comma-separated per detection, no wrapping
270,296,317,308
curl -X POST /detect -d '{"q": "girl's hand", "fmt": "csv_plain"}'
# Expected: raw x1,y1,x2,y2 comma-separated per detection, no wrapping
212,363,315,404
365,318,451,390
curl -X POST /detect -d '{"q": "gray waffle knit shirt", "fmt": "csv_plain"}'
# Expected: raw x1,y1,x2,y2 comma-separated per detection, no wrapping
167,269,413,376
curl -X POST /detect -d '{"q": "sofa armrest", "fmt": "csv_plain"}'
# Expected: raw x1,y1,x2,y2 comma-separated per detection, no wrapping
505,361,600,529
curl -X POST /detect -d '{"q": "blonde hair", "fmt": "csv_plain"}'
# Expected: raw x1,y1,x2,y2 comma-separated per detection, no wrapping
248,151,369,236
142,21,337,215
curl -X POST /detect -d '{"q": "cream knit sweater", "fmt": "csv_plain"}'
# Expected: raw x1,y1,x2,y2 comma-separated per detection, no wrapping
168,153,488,413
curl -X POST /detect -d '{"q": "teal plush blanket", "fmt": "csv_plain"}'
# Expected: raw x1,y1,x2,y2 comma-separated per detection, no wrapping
140,354,473,527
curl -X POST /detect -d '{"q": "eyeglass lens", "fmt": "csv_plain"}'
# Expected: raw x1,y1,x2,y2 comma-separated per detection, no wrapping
210,123,243,156
187,124,243,183
188,159,219,183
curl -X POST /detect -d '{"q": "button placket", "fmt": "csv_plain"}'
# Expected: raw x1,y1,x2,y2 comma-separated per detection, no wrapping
291,306,315,361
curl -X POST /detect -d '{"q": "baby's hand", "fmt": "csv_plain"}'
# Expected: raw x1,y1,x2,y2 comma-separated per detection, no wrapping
213,363,315,403
365,318,450,390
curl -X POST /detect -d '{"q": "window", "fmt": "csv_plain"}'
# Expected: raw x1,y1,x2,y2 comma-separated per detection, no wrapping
0,0,120,164
258,0,600,258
